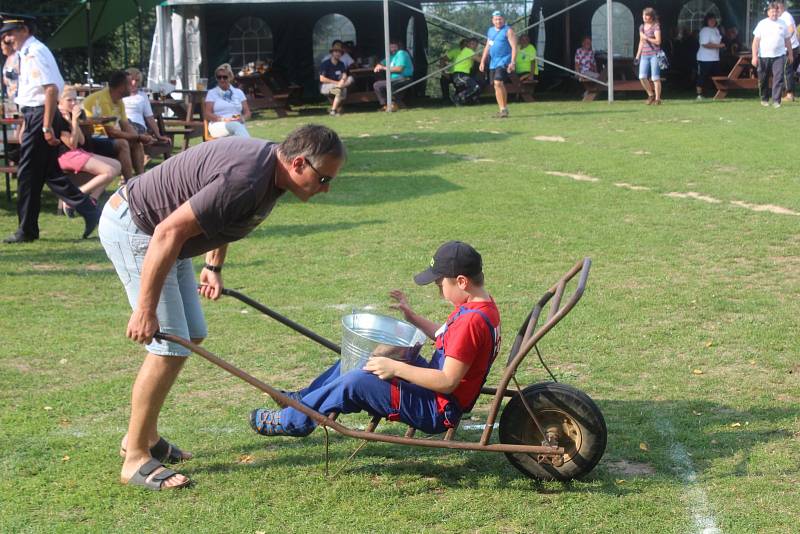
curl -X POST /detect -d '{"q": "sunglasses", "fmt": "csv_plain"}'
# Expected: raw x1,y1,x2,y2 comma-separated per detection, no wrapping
305,158,334,184
216,74,228,80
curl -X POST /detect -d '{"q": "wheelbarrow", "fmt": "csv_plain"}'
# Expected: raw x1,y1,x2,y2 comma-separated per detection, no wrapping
156,258,606,481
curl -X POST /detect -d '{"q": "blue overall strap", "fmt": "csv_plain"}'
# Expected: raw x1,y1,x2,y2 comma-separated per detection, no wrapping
448,307,499,413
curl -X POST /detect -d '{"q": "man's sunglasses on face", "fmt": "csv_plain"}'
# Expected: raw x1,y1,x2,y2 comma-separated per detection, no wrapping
305,158,334,184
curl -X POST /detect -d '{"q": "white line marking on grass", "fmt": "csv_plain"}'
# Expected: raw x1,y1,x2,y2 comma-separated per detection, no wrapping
656,417,721,534
534,135,566,142
546,171,600,182
730,200,799,216
665,192,722,204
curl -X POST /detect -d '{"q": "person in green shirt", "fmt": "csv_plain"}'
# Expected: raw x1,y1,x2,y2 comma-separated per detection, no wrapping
451,38,481,105
516,34,539,81
439,40,464,102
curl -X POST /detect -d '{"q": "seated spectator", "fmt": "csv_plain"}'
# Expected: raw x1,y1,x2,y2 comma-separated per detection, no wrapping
575,36,600,80
123,68,171,147
84,70,154,181
373,39,414,111
56,85,121,214
319,43,355,116
321,39,355,69
451,38,481,105
516,34,539,81
204,63,251,138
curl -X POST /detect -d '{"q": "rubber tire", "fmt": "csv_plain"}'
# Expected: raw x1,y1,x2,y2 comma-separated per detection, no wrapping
499,382,606,481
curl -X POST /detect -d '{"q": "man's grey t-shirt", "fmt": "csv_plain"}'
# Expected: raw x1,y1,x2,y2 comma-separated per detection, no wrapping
127,137,286,259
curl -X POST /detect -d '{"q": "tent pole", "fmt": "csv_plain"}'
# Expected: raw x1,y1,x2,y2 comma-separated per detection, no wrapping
137,0,144,70
85,1,93,83
745,0,751,47
383,0,392,112
123,21,129,67
606,0,613,102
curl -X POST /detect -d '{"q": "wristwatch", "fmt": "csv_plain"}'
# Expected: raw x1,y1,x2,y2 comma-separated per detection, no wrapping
42,126,53,134
203,263,222,273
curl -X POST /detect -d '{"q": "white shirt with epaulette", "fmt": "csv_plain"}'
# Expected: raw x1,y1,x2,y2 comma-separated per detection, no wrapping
15,35,64,108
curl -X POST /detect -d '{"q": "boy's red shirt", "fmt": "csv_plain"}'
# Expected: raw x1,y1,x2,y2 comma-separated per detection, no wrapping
435,299,501,409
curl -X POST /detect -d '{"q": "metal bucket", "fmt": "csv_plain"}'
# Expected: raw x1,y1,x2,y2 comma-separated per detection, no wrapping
340,313,427,374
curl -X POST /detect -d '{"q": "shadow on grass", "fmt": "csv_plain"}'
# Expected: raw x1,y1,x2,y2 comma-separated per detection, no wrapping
310,173,463,206
251,219,386,238
186,398,799,494
0,245,111,277
341,131,515,153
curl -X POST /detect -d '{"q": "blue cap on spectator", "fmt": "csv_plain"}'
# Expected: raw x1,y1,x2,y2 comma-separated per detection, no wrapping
492,10,504,17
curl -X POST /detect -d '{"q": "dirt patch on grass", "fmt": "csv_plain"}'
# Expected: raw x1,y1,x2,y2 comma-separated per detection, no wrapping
605,459,657,476
615,182,651,191
665,191,722,204
730,200,799,216
31,263,63,271
545,171,599,182
632,150,651,155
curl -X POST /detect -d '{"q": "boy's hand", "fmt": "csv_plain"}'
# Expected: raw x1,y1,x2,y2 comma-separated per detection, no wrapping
388,289,413,318
364,357,397,380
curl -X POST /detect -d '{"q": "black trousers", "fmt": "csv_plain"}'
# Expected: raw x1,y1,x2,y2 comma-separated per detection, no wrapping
785,47,799,93
16,106,88,238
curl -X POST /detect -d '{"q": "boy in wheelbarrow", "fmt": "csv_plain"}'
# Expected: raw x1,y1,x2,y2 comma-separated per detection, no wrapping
250,241,501,437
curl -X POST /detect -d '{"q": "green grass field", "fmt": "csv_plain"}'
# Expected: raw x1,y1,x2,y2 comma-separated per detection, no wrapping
1,96,798,533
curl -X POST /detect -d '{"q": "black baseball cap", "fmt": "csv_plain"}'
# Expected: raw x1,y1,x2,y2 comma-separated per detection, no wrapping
414,241,483,285
0,13,34,35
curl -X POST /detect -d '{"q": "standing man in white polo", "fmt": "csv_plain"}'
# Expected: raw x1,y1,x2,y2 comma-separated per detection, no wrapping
0,14,100,243
777,1,799,101
752,3,793,108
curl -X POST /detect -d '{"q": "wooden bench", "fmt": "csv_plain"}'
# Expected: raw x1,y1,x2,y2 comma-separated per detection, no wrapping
235,73,291,118
581,78,664,101
482,75,538,102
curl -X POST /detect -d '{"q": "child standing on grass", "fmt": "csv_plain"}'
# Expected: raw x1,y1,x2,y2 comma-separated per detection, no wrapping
250,241,501,437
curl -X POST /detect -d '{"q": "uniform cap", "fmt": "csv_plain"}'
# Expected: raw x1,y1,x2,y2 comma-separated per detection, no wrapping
413,241,483,285
0,13,34,35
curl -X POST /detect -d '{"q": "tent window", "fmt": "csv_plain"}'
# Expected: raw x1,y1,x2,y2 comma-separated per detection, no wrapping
591,2,635,57
313,14,357,67
229,17,274,70
406,17,415,58
678,1,721,36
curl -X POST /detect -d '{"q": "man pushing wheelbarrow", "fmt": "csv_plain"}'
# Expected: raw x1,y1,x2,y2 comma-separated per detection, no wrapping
99,125,345,491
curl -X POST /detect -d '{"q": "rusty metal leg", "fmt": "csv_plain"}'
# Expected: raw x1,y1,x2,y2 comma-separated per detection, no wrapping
444,428,456,441
404,427,416,438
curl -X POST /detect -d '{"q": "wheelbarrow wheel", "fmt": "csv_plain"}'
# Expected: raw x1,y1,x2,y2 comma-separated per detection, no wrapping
499,382,606,481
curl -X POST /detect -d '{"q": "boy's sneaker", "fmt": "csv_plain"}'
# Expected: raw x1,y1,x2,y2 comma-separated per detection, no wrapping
761,100,770,107
250,408,288,436
773,102,782,109
696,95,703,101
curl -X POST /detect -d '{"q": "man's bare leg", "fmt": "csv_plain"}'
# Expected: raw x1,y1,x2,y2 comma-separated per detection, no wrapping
115,140,134,182
494,80,508,111
120,351,191,487
130,140,146,175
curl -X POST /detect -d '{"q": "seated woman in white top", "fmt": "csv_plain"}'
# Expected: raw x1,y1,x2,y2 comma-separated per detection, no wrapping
122,67,171,144
204,63,252,138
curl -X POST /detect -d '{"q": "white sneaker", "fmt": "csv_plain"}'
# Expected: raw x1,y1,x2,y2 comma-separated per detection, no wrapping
761,101,770,107
773,102,782,108
696,95,703,101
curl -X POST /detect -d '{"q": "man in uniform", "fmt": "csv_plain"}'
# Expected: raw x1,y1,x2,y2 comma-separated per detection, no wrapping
1,14,100,243
479,11,517,118
99,125,345,490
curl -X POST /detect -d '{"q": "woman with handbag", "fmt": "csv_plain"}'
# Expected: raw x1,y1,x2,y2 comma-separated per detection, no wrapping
635,7,663,105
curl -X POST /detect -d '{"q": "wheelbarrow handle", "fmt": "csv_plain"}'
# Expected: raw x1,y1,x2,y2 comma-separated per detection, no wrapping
220,287,342,355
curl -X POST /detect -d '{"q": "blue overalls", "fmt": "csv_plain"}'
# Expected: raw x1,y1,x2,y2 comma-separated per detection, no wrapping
277,307,497,436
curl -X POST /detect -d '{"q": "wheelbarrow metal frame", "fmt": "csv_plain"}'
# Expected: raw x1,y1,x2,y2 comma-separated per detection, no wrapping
156,257,590,457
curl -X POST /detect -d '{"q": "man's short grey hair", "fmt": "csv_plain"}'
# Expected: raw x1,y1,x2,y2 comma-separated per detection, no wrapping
279,124,346,165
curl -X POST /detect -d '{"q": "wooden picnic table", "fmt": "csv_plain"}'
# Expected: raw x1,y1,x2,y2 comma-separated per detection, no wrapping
343,67,379,104
712,53,757,100
151,90,204,150
580,57,663,101
235,73,290,117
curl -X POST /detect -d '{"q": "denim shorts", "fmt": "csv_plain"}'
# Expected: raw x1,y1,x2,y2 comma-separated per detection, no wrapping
639,55,661,80
98,189,207,356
